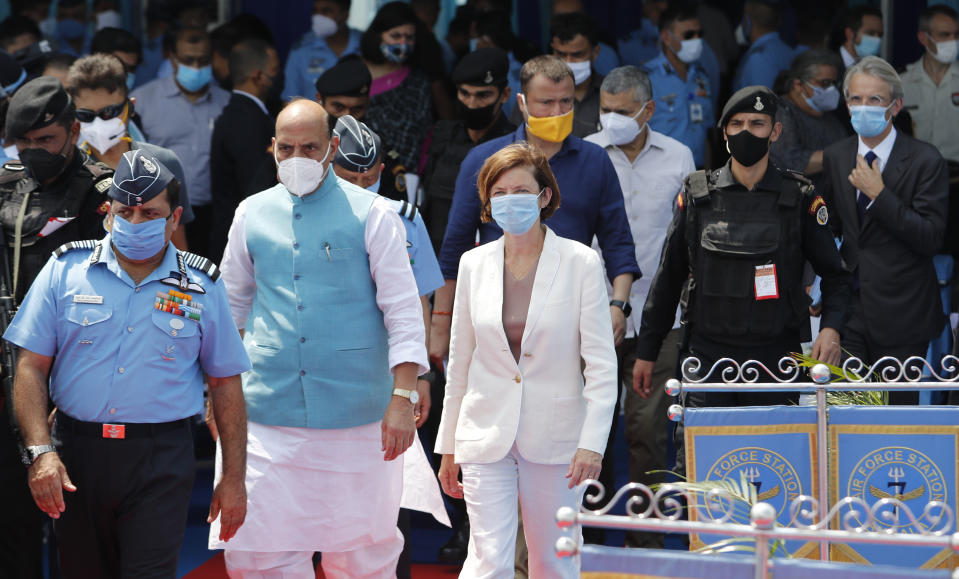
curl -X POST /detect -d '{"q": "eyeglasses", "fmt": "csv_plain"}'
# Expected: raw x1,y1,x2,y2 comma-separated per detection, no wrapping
76,101,128,123
680,29,704,40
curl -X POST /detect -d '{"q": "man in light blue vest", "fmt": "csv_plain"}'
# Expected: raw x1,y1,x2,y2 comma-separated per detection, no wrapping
216,98,428,578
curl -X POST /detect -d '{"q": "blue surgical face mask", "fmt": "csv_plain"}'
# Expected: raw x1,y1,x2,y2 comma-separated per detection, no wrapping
855,34,881,57
490,190,544,235
126,71,136,91
380,42,412,64
110,214,169,260
804,82,840,112
58,18,87,40
469,37,479,52
175,62,212,92
849,103,893,138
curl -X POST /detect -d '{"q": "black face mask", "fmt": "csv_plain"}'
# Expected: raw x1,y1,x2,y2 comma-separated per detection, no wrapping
20,138,70,182
457,98,500,131
725,129,770,167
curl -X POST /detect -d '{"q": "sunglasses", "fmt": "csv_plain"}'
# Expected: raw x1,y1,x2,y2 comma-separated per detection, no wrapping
76,101,129,123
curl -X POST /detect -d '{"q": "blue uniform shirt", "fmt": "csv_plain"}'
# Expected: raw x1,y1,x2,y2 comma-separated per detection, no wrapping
502,51,523,118
733,32,795,92
593,41,622,76
283,29,362,100
387,199,444,296
437,124,640,282
4,238,250,423
643,52,715,167
618,19,660,66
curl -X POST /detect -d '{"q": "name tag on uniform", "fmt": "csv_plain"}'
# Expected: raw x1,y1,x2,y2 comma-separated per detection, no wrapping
755,264,779,300
690,102,703,123
73,294,103,304
102,424,125,439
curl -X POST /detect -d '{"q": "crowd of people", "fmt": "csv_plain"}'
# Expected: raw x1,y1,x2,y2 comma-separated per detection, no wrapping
0,0,956,577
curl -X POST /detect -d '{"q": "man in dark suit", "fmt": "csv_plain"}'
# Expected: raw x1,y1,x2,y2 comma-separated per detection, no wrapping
821,56,948,404
209,37,278,262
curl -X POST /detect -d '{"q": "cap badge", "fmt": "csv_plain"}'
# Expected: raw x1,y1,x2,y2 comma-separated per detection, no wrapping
360,85,369,94
754,96,764,111
141,157,157,173
484,70,493,84
43,112,54,122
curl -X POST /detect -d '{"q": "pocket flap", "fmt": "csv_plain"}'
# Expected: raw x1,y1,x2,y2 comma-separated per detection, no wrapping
701,220,780,257
65,304,113,326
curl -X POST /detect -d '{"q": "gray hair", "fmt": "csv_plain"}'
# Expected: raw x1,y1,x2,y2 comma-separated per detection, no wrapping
842,55,903,103
600,65,652,104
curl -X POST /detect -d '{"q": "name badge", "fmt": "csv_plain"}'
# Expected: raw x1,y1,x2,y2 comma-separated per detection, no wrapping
73,294,103,304
690,102,703,123
102,424,125,439
755,264,779,300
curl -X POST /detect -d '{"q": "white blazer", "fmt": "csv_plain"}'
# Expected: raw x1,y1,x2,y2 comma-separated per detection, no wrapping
435,228,618,465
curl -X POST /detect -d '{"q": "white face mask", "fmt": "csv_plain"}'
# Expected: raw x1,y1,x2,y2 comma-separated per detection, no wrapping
80,116,126,154
675,37,704,63
931,39,959,64
275,142,332,197
312,13,338,39
600,102,647,145
567,60,591,85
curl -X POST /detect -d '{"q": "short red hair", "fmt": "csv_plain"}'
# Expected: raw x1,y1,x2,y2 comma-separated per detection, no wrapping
476,141,561,223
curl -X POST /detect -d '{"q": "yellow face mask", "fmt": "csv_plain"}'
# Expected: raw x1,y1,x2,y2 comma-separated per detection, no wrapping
520,94,574,143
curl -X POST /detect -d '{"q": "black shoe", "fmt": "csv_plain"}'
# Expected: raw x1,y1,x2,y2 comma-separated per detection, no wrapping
437,518,470,563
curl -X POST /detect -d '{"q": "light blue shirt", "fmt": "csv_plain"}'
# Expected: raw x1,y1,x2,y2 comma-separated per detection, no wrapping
643,52,714,167
594,41,622,76
131,75,230,206
733,32,795,92
4,238,250,423
135,36,164,88
387,199,444,296
618,19,660,66
282,29,362,100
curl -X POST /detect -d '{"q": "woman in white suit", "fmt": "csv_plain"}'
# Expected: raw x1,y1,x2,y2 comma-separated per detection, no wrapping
435,142,618,578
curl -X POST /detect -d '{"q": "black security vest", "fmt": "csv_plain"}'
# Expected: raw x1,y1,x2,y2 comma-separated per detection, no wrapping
686,177,810,342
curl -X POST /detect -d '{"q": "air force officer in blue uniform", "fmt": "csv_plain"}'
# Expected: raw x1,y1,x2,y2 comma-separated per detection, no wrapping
5,150,251,578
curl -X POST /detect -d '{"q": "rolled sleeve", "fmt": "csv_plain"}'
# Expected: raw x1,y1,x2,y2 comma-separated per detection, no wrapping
366,197,429,375
3,257,59,356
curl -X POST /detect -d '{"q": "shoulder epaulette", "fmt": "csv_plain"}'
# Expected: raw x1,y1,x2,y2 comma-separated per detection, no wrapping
782,168,815,194
397,199,418,222
0,161,25,185
53,239,99,259
685,170,711,204
180,251,221,281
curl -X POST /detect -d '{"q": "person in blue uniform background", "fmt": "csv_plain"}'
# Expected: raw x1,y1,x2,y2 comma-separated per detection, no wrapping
283,0,362,100
733,0,795,91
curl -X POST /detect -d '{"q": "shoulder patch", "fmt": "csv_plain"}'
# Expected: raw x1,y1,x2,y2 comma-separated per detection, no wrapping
676,191,685,211
180,251,221,282
397,199,418,222
94,175,113,194
53,239,99,259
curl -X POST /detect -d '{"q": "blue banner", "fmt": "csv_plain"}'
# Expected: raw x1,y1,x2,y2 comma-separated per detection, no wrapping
685,405,818,557
829,406,959,568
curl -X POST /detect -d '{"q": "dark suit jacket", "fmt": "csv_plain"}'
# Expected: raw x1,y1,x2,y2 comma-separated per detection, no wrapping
821,131,948,347
209,92,274,262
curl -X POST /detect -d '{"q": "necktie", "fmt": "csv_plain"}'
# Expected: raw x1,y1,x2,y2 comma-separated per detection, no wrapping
856,150,878,223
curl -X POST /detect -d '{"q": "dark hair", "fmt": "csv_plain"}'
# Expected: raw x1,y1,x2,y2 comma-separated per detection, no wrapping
65,53,128,96
170,26,210,56
229,37,273,85
210,14,274,59
360,2,419,64
745,0,783,31
919,4,959,33
91,27,142,65
0,15,41,51
550,12,598,47
474,9,513,52
658,3,699,33
44,52,77,72
842,6,882,35
324,0,352,9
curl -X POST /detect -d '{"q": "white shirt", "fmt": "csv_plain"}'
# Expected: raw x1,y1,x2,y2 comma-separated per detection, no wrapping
221,177,428,374
232,89,269,116
585,127,695,337
901,58,959,162
856,125,897,210
840,46,856,68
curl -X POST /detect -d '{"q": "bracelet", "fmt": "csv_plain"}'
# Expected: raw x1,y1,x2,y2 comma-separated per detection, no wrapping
432,311,452,316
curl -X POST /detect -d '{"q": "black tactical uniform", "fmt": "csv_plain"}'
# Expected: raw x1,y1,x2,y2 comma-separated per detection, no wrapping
636,88,852,409
421,47,516,254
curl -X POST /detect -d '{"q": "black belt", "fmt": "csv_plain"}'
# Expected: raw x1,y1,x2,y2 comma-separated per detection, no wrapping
56,412,190,439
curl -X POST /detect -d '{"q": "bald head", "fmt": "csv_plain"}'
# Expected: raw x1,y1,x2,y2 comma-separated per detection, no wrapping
274,99,339,163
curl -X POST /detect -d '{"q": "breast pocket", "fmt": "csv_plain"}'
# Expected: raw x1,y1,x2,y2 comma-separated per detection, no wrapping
64,304,114,346
151,311,200,362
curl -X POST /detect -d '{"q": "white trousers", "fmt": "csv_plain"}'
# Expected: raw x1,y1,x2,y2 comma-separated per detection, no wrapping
223,527,404,579
459,444,581,579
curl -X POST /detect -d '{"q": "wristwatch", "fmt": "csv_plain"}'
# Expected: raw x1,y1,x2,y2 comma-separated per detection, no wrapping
610,299,632,317
23,444,56,466
392,387,420,404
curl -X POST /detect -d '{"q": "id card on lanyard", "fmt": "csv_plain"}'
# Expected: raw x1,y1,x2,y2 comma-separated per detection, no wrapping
755,264,779,300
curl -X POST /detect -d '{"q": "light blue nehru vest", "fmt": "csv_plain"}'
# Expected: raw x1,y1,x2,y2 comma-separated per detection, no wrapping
242,176,391,429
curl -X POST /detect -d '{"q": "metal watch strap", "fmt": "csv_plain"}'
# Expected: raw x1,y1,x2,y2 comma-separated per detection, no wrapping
24,444,55,465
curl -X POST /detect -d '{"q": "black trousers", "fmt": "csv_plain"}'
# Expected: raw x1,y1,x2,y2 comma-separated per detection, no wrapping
0,405,43,579
843,295,929,405
54,414,195,579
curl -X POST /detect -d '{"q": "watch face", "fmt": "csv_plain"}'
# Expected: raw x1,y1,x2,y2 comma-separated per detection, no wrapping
409,390,420,404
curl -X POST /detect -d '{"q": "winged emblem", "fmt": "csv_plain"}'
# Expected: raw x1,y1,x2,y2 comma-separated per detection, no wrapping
757,485,781,501
868,484,926,502
160,271,206,294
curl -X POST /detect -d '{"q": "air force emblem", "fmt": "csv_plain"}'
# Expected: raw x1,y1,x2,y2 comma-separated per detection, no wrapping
754,96,764,111
160,271,206,294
